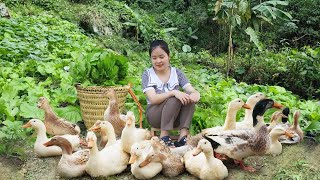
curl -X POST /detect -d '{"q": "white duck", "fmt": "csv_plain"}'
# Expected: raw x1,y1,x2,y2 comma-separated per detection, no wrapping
88,120,108,148
139,150,185,177
43,137,89,178
202,98,250,134
236,92,265,129
85,131,129,177
129,142,162,179
266,126,294,156
184,139,228,180
121,111,151,153
204,99,283,172
22,119,80,157
90,120,119,147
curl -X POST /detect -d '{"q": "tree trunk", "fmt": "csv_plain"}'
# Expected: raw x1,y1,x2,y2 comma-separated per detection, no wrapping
227,24,233,77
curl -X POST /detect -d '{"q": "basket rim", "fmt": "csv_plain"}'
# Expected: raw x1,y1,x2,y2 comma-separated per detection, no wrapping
75,84,130,90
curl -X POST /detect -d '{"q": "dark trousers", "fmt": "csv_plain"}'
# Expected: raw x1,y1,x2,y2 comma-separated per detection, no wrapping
146,97,195,130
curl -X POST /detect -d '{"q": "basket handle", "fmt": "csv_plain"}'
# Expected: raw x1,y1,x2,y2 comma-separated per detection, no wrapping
128,83,144,128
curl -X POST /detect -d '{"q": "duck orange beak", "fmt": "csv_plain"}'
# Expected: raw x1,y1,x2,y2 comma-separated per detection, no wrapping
22,122,31,128
273,102,283,109
129,154,137,164
242,103,251,109
285,130,295,138
90,126,101,132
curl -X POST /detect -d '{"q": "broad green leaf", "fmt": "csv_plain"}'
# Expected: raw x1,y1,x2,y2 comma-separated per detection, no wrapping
262,0,289,6
163,27,178,32
304,121,320,131
238,0,248,15
55,106,82,123
1,84,18,101
20,102,44,119
245,27,262,51
182,45,192,53
235,15,241,25
256,15,274,25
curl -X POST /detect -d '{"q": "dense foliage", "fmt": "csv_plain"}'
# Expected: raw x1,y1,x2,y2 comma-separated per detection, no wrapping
231,47,320,99
0,15,98,157
70,50,129,86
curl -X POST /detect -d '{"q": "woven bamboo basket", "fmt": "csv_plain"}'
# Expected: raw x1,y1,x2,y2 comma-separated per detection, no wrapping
76,84,130,129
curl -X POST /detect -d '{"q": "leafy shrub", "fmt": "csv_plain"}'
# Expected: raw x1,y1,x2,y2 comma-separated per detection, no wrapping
0,14,103,128
231,47,320,99
0,120,30,159
70,50,129,86
264,0,320,48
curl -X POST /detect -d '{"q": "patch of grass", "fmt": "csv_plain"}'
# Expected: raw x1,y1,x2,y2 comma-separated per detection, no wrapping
274,160,319,180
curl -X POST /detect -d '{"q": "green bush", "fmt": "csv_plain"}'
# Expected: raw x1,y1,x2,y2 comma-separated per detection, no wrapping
231,47,320,99
262,0,320,48
70,49,129,86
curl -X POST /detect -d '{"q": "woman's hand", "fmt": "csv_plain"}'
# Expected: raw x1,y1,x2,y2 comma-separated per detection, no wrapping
189,92,200,103
173,90,191,105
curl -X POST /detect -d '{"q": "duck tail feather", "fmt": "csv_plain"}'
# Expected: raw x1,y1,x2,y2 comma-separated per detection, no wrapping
203,134,221,150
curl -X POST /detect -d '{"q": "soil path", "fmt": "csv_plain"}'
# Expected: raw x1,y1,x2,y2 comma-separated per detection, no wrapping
1,138,319,180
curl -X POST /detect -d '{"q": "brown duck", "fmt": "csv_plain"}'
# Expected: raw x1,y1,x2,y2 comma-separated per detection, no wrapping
103,89,126,137
37,97,80,135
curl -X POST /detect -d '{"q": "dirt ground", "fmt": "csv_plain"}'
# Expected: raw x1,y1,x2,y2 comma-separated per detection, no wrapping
0,138,319,180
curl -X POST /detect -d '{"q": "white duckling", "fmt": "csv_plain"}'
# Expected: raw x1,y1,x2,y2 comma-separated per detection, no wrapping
43,137,89,178
202,98,250,134
22,119,80,157
90,120,119,147
129,142,162,179
121,111,151,153
266,126,294,156
184,139,228,180
85,130,129,177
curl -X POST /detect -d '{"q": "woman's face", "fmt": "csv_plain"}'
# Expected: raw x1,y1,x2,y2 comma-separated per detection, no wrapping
150,46,170,72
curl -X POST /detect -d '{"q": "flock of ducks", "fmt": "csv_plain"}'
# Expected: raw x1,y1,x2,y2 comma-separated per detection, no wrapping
22,91,304,179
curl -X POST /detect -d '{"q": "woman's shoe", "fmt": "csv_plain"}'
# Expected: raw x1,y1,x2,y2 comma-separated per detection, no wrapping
160,136,175,147
174,135,187,147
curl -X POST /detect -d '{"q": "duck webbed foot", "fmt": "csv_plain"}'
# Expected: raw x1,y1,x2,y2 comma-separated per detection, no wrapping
234,159,256,172
214,152,228,160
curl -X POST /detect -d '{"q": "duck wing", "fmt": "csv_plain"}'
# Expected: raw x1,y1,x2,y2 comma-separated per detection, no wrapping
70,149,90,165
